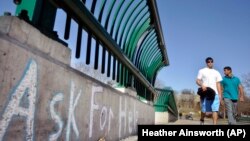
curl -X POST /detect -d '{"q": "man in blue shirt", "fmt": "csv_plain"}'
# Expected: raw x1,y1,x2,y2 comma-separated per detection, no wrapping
221,66,244,125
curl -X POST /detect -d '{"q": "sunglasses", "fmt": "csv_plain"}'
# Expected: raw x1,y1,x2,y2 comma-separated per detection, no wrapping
206,60,213,63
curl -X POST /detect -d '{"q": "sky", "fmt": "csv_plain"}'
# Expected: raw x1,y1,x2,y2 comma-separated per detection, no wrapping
155,0,250,92
1,0,250,93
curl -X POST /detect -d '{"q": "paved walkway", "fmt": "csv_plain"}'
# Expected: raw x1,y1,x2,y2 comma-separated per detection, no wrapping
170,118,250,125
119,136,138,141
168,118,227,125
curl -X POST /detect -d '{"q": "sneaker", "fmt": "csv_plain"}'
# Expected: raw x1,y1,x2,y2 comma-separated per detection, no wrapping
235,114,240,122
200,119,204,125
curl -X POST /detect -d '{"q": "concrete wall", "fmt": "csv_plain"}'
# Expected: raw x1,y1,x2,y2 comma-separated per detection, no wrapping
155,112,168,124
155,112,178,124
0,16,155,141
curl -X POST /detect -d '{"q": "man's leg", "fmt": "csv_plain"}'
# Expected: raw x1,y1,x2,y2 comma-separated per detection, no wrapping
224,98,236,125
212,112,218,125
200,112,205,124
211,94,220,125
200,98,206,124
232,101,239,122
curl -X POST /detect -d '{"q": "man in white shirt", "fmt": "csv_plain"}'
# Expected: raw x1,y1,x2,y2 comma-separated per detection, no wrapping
196,57,223,125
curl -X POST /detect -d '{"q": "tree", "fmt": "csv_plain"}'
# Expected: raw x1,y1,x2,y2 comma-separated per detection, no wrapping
237,95,250,116
154,78,165,89
241,72,250,97
73,62,117,87
177,89,196,113
181,89,194,95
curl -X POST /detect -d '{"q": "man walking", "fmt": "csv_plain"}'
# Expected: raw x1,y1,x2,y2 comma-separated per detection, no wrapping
221,66,244,125
196,57,223,125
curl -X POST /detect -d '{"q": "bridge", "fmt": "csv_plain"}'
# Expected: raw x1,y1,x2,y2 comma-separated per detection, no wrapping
0,0,177,140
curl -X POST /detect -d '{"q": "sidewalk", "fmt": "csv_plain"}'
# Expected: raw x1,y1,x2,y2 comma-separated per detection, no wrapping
168,118,227,125
169,118,250,125
119,136,138,141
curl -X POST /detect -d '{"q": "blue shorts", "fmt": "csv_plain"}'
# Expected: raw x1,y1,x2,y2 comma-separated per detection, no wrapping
200,94,220,112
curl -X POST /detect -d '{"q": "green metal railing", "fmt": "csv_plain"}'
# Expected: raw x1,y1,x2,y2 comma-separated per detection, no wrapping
14,0,170,101
154,88,178,118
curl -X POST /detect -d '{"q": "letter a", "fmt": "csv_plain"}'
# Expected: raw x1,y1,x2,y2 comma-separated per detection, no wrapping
0,59,38,141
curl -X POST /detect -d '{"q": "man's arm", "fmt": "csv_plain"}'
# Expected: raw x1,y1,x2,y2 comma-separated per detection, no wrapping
196,79,202,86
196,79,206,91
238,84,244,102
216,82,223,103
